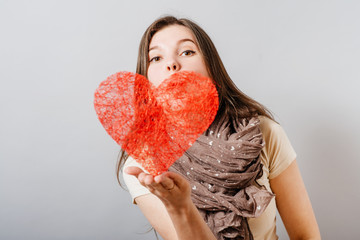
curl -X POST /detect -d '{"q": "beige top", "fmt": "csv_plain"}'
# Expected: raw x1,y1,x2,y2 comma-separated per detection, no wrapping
122,116,296,240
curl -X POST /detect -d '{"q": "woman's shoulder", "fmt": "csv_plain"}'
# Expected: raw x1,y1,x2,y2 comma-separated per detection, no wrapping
257,115,290,144
257,115,297,179
257,115,281,136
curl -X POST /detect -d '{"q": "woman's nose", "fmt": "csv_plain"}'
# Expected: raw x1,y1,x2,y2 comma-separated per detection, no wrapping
167,61,180,72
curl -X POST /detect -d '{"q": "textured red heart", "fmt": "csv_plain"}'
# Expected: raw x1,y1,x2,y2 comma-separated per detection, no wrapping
94,71,219,175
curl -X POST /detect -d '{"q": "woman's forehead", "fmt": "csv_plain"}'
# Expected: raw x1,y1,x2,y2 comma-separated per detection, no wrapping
149,25,196,48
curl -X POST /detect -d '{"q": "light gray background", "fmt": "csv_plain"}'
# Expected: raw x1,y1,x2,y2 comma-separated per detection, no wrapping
1,0,359,239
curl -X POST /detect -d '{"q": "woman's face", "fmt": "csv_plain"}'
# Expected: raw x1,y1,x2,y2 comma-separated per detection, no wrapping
147,25,210,87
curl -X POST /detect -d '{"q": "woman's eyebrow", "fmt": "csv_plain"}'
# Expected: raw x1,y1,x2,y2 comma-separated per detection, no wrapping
177,38,196,45
149,38,196,52
149,45,159,52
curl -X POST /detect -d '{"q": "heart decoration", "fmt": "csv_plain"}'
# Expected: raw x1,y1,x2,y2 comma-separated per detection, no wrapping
94,71,219,175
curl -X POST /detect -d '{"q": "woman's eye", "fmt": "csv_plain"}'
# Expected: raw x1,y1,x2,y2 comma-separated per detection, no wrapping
149,56,161,63
181,50,195,56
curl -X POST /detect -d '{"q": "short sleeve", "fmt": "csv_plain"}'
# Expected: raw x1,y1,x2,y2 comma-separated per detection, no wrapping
258,116,297,179
122,155,151,204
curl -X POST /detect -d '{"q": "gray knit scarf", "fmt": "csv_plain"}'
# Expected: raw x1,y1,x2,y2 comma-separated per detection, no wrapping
169,116,274,240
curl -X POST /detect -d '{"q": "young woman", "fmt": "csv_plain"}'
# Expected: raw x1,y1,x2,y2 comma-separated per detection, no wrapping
119,16,321,240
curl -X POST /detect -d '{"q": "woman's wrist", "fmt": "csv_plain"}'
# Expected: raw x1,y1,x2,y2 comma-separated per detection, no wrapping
163,198,194,215
164,199,217,240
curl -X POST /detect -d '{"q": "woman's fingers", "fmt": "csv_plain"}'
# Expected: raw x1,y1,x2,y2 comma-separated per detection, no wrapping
126,167,189,199
125,167,155,187
124,166,144,177
144,174,156,185
125,167,164,191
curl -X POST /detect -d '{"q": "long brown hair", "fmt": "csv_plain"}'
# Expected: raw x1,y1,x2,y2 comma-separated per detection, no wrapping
116,15,274,185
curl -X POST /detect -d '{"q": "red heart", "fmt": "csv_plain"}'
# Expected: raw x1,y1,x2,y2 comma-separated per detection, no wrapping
94,71,219,175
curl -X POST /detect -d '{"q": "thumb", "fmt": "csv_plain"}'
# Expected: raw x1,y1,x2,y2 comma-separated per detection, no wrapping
163,171,190,189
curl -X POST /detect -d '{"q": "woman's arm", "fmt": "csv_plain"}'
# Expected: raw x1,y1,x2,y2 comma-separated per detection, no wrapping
269,159,321,240
125,166,217,240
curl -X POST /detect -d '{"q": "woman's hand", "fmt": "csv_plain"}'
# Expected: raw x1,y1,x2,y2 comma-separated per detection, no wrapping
125,166,217,240
125,167,192,210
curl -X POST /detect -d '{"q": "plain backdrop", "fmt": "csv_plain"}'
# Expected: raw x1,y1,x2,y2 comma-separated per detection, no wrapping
1,0,359,239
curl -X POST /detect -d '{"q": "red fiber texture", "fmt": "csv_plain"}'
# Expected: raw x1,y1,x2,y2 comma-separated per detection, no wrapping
94,71,219,175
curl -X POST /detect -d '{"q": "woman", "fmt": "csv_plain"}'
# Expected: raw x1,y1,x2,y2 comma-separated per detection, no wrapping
120,16,321,240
